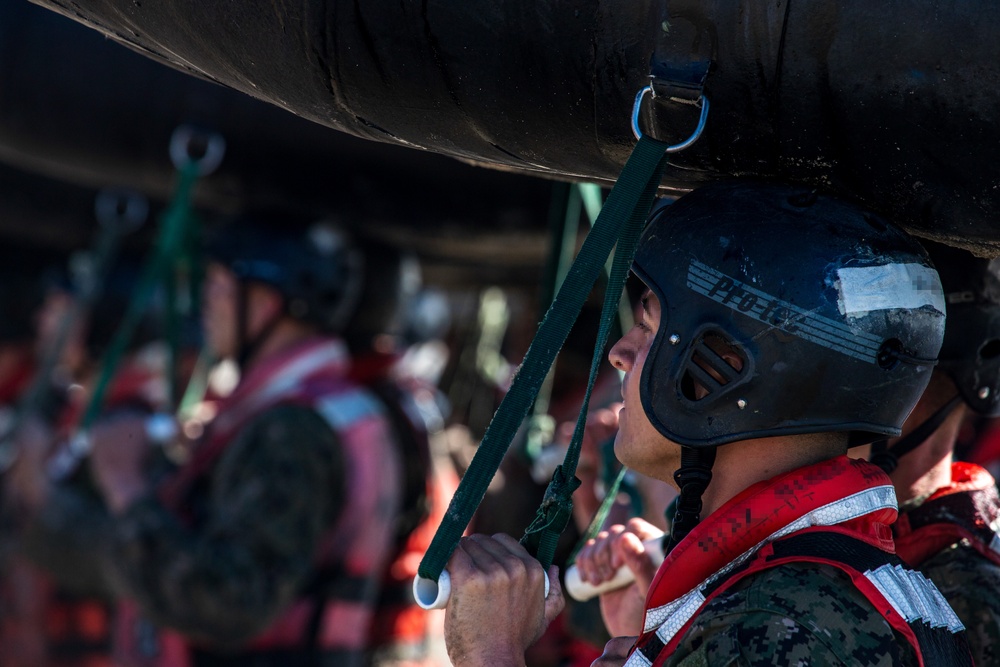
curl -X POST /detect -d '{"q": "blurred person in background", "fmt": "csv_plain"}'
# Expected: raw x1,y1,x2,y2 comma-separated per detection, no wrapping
3,255,169,667
862,241,1000,666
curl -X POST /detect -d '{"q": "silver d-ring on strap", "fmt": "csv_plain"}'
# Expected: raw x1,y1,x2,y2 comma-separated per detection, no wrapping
169,125,227,175
94,188,149,234
631,86,710,153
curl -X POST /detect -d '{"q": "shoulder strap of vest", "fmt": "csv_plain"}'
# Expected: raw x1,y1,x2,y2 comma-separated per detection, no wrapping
639,530,973,667
301,380,433,653
367,380,432,548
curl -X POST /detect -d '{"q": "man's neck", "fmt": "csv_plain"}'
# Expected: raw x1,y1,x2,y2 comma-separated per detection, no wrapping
889,422,961,505
700,436,846,517
242,319,320,373
887,372,965,504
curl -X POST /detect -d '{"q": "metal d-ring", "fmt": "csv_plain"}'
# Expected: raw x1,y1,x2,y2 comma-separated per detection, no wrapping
169,125,227,175
631,85,710,153
94,188,149,234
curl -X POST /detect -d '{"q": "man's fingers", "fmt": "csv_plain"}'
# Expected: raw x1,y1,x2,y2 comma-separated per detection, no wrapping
489,533,550,598
490,532,532,558
577,524,628,585
543,566,565,622
618,532,659,594
625,517,664,542
456,534,549,601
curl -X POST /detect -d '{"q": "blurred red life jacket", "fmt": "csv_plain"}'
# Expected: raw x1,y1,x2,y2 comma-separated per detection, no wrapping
349,351,460,661
1,356,163,667
894,461,1000,568
115,337,402,666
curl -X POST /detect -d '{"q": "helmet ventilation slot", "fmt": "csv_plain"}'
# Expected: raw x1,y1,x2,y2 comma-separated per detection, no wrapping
680,333,747,402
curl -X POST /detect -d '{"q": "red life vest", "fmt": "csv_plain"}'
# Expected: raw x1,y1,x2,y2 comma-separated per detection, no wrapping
114,338,402,666
627,456,972,667
346,350,461,660
894,461,1000,568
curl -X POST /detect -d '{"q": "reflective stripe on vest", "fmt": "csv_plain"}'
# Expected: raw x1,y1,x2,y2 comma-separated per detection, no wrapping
641,485,896,636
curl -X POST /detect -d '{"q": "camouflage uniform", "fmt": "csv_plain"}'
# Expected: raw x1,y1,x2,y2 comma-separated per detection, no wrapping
109,404,351,660
667,564,917,666
12,351,167,667
627,457,971,667
921,542,1000,666
893,461,1000,666
23,404,346,665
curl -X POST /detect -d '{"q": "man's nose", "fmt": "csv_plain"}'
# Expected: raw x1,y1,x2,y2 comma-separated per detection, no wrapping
608,339,631,371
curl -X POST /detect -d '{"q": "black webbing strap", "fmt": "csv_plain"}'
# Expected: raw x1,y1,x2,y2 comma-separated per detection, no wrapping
871,395,963,474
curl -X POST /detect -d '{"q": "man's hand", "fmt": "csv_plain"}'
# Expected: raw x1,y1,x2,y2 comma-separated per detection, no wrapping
444,533,564,667
592,636,637,667
574,518,663,637
88,414,151,514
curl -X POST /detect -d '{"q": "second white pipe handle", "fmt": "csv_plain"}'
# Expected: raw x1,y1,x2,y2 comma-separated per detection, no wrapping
565,537,666,602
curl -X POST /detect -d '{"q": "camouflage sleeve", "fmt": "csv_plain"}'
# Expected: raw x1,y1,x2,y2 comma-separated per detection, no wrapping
666,563,918,667
20,482,117,597
106,403,346,647
921,541,1000,666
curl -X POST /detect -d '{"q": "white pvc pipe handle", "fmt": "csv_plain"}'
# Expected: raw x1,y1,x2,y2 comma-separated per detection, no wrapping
565,537,665,602
413,569,551,610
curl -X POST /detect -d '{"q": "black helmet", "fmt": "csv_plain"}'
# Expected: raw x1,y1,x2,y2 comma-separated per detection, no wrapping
343,238,422,352
922,240,1000,416
47,254,164,361
634,181,946,449
0,248,48,344
207,213,364,334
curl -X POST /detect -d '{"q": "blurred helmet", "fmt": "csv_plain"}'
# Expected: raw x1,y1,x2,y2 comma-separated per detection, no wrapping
343,237,422,352
0,248,48,344
633,181,946,449
207,212,364,334
922,240,1000,416
48,253,164,360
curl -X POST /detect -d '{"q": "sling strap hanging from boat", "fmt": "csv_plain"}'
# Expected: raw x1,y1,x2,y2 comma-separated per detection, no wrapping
59,127,224,471
418,83,710,582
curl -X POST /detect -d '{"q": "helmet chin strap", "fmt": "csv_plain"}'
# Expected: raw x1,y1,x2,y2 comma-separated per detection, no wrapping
235,283,285,370
870,394,963,474
667,446,717,552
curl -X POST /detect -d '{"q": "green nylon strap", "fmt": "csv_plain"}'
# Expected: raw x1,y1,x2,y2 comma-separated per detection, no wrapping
519,156,662,569
569,464,629,564
79,161,201,431
418,134,671,581
164,249,180,408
